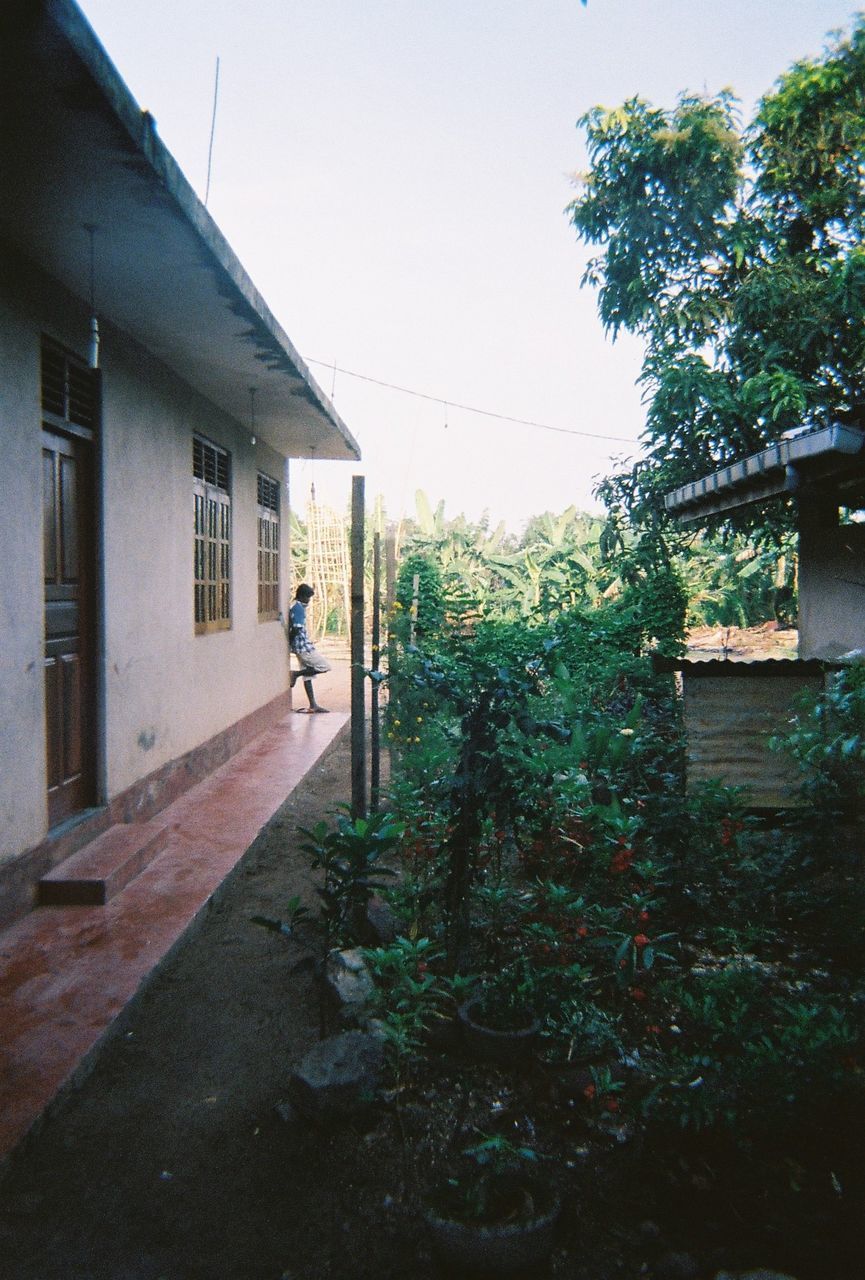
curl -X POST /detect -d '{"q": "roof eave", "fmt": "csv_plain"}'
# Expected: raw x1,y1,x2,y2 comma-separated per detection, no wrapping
664,425,865,523
0,0,360,464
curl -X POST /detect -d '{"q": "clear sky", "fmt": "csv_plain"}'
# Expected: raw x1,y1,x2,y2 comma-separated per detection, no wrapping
77,0,861,534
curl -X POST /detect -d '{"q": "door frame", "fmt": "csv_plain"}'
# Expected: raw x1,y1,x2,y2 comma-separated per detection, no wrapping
41,339,102,829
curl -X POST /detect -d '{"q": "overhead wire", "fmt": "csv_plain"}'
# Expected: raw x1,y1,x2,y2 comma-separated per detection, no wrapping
304,358,637,445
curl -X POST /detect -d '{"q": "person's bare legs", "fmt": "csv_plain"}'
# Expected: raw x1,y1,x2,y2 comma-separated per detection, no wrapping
290,665,329,712
300,675,328,712
291,647,331,712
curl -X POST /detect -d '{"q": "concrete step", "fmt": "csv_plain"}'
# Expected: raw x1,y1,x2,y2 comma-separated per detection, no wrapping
38,820,176,906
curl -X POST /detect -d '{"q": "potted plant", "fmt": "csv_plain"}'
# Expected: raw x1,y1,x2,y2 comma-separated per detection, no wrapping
537,997,623,1100
458,959,541,1066
423,1135,560,1277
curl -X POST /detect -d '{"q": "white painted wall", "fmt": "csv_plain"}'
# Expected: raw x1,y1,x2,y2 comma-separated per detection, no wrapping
0,283,49,858
0,257,294,864
798,510,865,660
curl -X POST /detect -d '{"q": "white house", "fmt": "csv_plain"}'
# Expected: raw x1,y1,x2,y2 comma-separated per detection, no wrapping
0,0,360,925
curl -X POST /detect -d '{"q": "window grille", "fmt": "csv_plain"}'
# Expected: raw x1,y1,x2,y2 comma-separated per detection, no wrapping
41,339,97,433
193,435,231,633
257,473,280,619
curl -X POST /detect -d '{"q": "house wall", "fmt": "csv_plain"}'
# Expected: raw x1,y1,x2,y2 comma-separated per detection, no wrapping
0,281,48,859
798,499,865,659
0,253,293,873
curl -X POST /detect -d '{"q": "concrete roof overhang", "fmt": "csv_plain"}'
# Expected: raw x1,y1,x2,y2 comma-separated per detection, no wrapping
0,0,360,463
664,425,865,523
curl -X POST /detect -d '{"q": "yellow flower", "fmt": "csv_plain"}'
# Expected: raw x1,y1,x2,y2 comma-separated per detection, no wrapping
416,716,423,723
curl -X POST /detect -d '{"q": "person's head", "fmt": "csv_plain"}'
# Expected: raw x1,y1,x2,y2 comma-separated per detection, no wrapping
295,583,314,603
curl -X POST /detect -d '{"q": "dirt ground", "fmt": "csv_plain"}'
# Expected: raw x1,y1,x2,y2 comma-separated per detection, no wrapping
0,642,857,1280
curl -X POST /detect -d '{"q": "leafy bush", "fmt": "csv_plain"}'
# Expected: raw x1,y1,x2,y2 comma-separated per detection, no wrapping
773,661,865,817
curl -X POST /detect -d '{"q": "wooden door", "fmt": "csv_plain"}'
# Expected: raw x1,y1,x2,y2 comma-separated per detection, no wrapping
43,427,96,826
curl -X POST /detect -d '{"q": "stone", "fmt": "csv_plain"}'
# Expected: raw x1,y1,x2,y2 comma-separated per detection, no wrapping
365,894,398,944
739,1272,799,1280
288,1031,385,1123
713,1272,800,1280
323,948,375,1011
274,1101,299,1126
655,1252,700,1280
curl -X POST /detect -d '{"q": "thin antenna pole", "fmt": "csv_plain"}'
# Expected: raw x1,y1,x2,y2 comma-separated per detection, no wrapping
205,56,220,207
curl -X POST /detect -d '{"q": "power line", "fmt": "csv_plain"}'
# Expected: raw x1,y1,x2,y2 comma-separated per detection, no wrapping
304,358,637,445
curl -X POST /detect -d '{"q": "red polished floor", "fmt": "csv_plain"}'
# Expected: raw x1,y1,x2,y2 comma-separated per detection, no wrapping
0,660,350,1165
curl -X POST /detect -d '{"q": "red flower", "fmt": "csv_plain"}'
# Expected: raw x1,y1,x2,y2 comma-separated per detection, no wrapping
610,849,633,875
633,934,650,949
646,1024,662,1035
639,910,650,923
582,1083,596,1101
630,987,647,1001
605,1098,620,1113
577,926,589,938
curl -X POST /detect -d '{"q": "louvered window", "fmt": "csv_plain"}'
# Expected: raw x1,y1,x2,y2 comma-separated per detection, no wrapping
41,339,97,435
257,473,280,620
193,435,231,634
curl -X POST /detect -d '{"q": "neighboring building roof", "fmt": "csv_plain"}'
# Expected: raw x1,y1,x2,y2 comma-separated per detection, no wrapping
0,0,360,463
664,424,865,523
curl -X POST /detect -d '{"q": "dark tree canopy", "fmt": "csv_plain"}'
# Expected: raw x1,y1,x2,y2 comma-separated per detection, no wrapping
569,19,865,538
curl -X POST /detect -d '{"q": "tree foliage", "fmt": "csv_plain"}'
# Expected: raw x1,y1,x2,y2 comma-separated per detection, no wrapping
570,19,865,539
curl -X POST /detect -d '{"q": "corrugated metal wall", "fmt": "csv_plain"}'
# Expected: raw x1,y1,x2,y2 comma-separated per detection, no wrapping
683,669,823,807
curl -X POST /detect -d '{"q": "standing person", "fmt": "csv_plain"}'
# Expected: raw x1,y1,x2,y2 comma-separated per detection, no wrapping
288,583,331,713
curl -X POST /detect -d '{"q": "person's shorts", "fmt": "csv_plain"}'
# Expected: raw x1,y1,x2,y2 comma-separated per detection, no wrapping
294,647,332,674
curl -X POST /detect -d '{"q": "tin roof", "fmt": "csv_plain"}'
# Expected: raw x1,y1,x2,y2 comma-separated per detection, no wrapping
651,654,830,676
664,424,865,522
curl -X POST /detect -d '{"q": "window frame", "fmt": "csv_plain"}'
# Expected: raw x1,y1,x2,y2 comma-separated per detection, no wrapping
256,472,281,622
193,435,232,635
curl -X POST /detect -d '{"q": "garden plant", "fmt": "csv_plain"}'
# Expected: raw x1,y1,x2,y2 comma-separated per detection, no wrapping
321,517,865,1277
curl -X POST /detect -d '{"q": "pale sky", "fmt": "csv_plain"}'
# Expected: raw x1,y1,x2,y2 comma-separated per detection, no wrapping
78,0,861,534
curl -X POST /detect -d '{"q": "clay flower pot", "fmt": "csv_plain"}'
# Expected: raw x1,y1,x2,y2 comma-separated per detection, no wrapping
423,1177,561,1276
458,998,540,1067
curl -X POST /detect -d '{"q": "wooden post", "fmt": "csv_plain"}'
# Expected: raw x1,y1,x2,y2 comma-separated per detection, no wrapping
385,526,397,675
370,532,382,811
350,475,366,819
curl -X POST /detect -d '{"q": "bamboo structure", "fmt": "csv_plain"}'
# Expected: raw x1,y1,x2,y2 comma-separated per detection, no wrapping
299,487,350,639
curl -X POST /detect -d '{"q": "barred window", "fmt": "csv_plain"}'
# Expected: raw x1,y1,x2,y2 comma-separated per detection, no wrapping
193,436,231,634
257,473,280,620
41,338,97,435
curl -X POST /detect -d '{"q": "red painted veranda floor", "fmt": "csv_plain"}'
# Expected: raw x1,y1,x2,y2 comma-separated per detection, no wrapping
0,652,351,1164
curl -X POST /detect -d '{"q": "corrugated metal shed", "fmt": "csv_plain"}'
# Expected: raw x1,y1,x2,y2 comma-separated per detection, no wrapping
654,657,826,808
